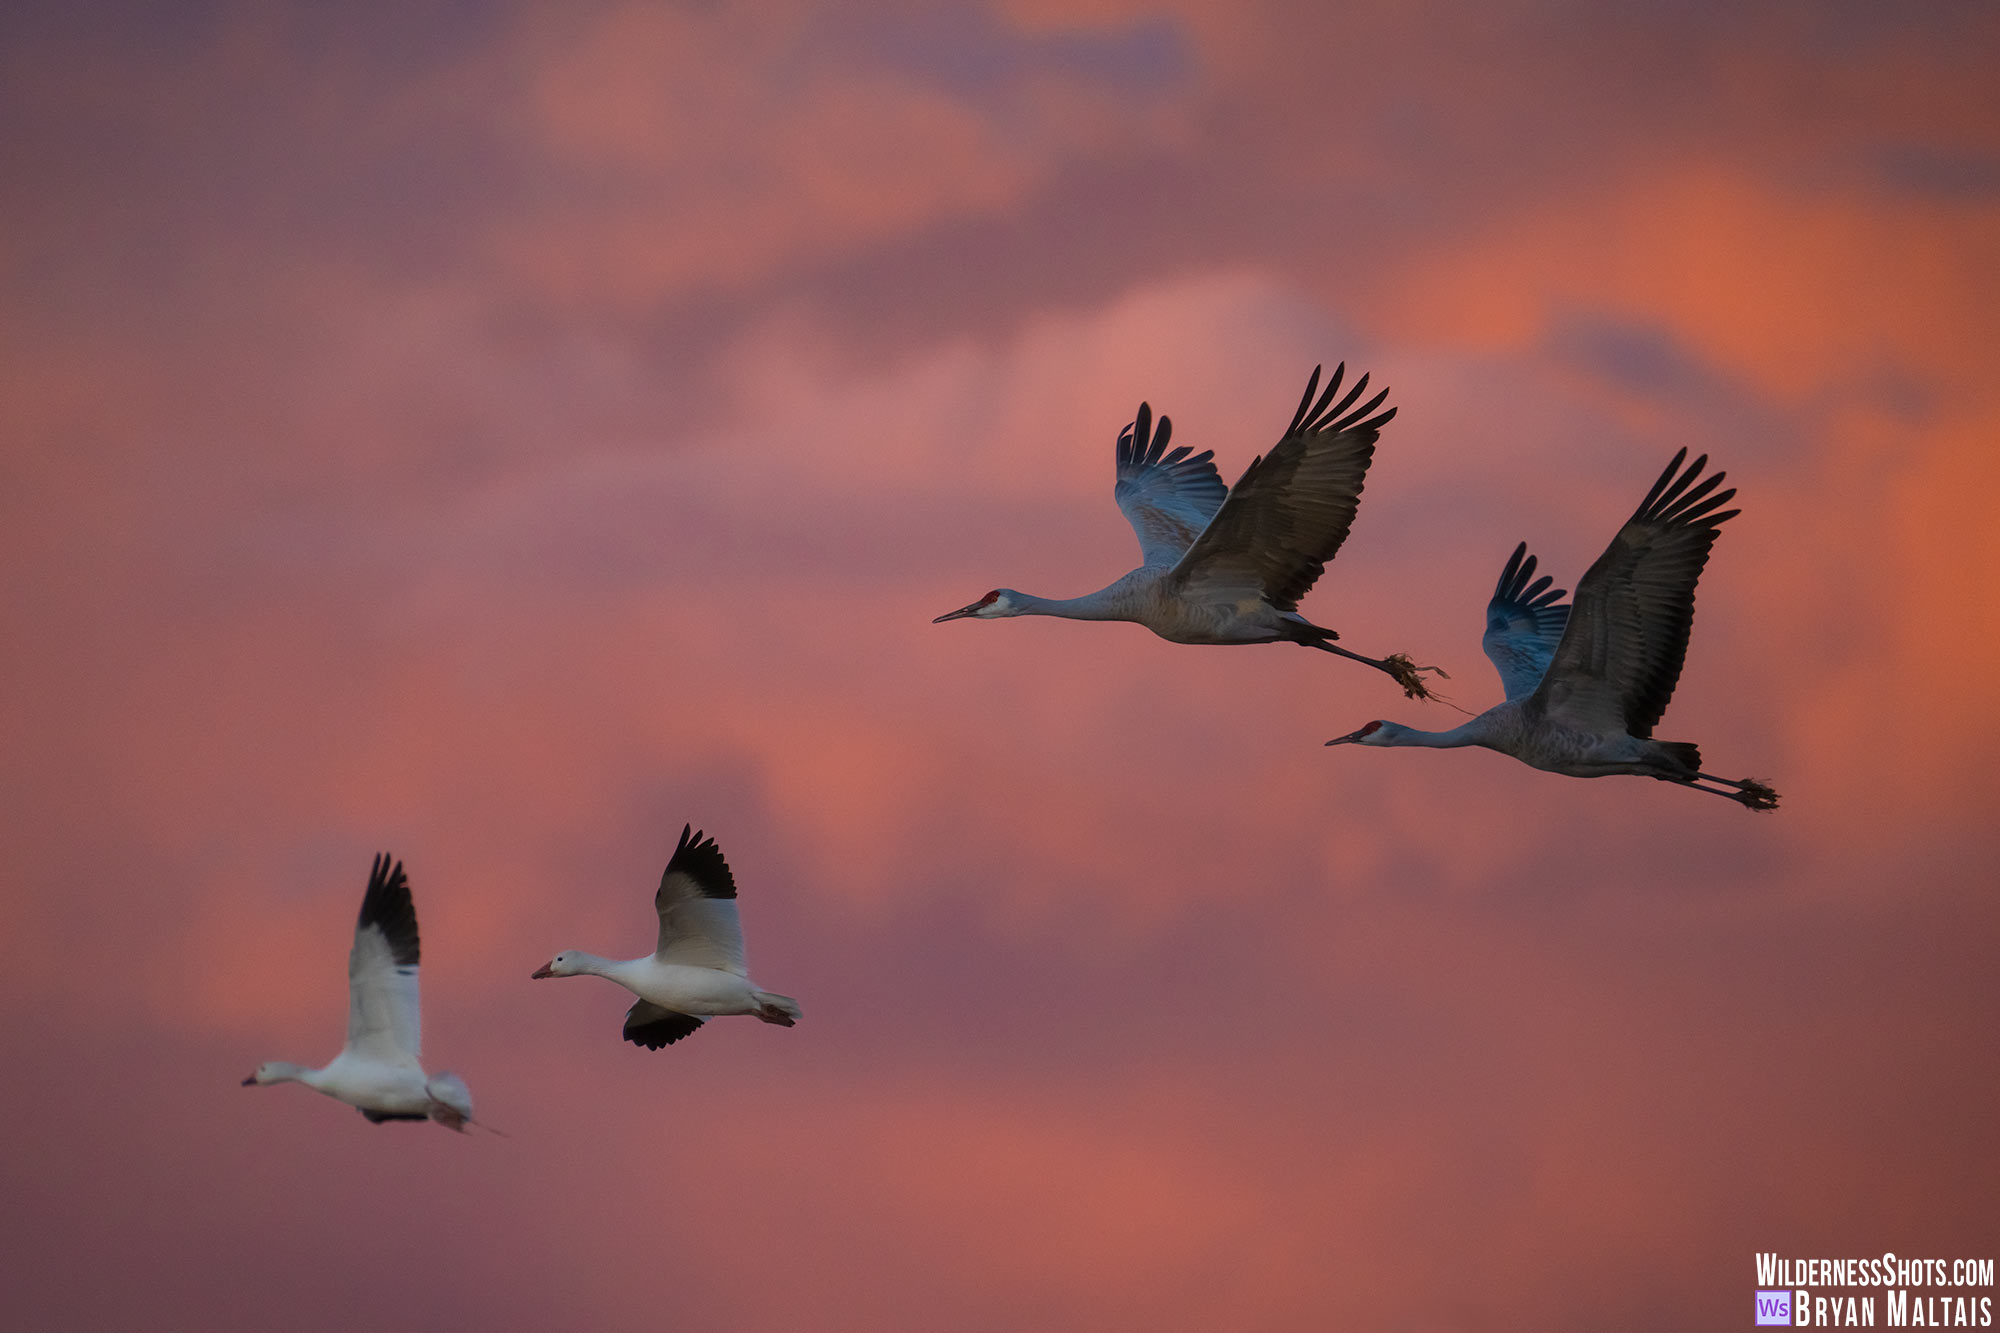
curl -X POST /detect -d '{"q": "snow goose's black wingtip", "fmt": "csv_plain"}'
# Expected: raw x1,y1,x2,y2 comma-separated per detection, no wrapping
358,853,420,968
661,826,737,900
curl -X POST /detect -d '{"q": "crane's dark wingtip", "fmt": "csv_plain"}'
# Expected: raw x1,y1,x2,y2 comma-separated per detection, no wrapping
1493,544,1570,612
1634,448,1745,531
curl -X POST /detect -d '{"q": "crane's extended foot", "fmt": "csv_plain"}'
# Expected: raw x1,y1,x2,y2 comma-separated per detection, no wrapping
1733,778,1780,811
1303,640,1450,700
1380,653,1449,701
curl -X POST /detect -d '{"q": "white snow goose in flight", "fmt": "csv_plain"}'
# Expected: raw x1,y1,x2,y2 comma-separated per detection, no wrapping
531,825,802,1049
243,854,479,1129
1326,449,1779,810
934,363,1443,698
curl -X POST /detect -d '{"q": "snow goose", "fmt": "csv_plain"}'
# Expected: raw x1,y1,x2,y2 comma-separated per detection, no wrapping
243,854,478,1129
532,825,802,1048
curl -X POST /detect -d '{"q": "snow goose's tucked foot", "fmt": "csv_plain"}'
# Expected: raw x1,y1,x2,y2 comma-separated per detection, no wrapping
425,1071,476,1131
753,992,802,1026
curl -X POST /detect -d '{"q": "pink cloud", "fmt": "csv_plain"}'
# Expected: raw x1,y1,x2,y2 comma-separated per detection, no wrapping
4,4,1997,1328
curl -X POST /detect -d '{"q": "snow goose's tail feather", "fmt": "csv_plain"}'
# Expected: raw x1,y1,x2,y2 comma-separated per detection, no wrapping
753,992,802,1027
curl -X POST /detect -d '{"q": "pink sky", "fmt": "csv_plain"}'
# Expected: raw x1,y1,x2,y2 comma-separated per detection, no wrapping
3,2,1996,1328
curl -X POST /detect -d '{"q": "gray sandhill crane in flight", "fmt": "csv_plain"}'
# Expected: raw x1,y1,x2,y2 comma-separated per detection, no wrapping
934,364,1441,698
1326,449,1779,810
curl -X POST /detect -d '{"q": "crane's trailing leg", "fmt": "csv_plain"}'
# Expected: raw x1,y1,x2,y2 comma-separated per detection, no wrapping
1701,773,1780,811
1304,640,1448,700
1671,774,1781,810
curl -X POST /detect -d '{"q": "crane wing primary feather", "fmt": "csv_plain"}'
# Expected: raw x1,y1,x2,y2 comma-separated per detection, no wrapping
1483,542,1571,701
1113,402,1228,568
1167,363,1394,611
345,853,424,1068
1532,449,1739,736
653,824,748,975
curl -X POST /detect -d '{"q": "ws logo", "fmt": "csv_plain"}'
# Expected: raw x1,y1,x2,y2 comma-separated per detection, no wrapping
1756,1290,1793,1326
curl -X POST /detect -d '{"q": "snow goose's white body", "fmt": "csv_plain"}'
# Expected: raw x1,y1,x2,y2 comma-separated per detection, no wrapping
243,855,476,1130
533,825,802,1049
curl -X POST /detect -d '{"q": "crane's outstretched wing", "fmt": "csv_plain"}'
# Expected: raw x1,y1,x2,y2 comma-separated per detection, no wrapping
1113,402,1228,568
653,825,747,975
1166,363,1394,610
623,1000,706,1050
1483,543,1570,701
345,853,424,1068
1532,450,1738,736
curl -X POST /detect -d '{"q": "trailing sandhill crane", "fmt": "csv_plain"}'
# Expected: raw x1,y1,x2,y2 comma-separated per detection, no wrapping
1325,450,1779,810
243,855,482,1130
934,364,1441,698
531,825,802,1049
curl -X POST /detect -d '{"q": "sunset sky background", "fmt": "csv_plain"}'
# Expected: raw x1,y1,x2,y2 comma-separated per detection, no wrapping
4,2,1997,1328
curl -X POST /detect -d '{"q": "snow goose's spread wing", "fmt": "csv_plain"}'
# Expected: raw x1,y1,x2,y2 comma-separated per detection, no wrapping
623,1000,707,1049
1483,543,1570,701
1113,402,1227,569
1168,363,1394,611
653,825,747,975
346,854,423,1067
1533,450,1737,736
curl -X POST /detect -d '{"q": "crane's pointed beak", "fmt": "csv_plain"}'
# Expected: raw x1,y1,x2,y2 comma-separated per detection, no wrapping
1324,729,1366,746
241,1073,258,1086
530,963,555,979
932,603,982,623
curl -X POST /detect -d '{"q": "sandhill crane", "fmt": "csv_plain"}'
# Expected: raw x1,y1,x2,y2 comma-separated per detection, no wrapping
1325,450,1779,810
243,855,480,1130
934,364,1441,698
531,825,802,1049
